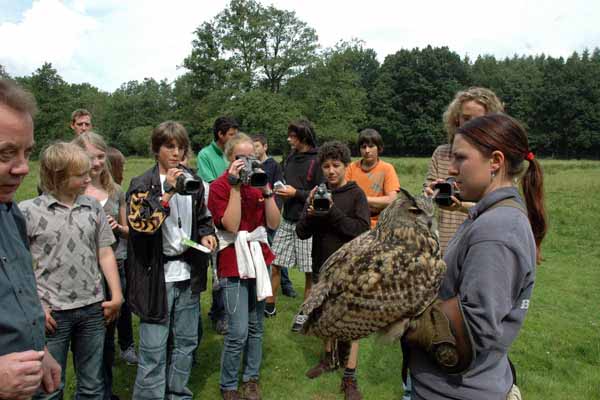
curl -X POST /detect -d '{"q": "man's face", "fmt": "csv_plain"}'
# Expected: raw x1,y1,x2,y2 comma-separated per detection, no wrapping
71,115,92,135
218,127,238,146
0,105,34,203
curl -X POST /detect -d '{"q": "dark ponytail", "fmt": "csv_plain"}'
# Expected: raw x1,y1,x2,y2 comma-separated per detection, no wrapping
521,158,547,264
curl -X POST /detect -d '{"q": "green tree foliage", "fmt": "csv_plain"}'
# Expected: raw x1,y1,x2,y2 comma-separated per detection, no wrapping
284,41,373,147
184,0,318,94
370,46,469,155
16,63,71,152
104,78,175,150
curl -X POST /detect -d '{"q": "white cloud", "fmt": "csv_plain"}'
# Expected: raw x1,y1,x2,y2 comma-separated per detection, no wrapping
1,0,600,91
0,0,97,77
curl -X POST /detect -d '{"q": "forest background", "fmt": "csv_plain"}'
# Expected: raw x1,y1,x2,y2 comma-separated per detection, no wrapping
2,0,600,159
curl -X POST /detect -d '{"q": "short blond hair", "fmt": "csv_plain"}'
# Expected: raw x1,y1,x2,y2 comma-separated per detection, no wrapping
224,132,252,161
442,87,504,143
40,142,90,195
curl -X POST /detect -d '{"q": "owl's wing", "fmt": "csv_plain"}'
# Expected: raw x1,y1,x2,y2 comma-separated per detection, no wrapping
307,229,446,341
300,231,373,317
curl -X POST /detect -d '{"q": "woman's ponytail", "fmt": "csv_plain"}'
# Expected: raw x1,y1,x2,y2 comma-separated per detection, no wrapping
521,158,547,264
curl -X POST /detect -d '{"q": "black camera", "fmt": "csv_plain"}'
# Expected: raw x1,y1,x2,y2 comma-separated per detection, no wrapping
175,169,202,195
236,155,268,187
434,177,459,206
312,183,332,212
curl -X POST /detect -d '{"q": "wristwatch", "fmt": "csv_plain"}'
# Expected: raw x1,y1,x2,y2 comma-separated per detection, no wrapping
263,190,274,198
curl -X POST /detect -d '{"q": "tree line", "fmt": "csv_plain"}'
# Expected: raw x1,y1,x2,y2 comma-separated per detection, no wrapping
2,0,600,159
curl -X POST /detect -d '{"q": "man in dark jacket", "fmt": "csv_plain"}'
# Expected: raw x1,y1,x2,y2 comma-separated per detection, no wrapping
266,120,323,319
126,121,216,399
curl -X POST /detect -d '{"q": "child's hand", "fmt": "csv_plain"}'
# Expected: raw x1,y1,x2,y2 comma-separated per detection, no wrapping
102,297,123,325
275,184,296,198
43,307,57,334
106,215,120,232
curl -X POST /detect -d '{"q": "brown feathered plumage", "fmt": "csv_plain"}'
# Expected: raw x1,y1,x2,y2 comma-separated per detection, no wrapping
300,188,446,342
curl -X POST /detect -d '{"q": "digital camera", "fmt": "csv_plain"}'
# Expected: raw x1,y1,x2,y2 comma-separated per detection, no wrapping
236,155,268,187
312,183,332,212
434,177,459,206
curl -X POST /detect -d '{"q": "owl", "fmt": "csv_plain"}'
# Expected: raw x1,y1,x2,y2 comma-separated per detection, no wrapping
299,188,446,342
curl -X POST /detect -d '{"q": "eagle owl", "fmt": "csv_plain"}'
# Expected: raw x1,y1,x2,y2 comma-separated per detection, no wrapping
299,188,446,341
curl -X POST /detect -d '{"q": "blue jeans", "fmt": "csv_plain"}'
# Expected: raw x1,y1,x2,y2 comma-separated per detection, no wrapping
402,374,413,400
103,260,135,399
133,280,199,400
220,277,265,390
36,302,106,400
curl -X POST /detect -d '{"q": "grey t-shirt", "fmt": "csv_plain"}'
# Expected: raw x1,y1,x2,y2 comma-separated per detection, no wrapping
409,187,536,400
103,188,127,261
20,194,115,311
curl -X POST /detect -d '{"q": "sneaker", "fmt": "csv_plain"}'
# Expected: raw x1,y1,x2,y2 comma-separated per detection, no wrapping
120,344,138,365
290,313,308,332
264,303,277,318
240,378,261,400
341,377,362,400
281,286,297,298
221,389,241,400
306,358,337,379
214,319,228,335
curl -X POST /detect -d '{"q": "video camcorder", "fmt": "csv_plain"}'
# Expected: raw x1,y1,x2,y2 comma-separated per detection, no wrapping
312,183,332,212
235,155,268,187
434,177,459,206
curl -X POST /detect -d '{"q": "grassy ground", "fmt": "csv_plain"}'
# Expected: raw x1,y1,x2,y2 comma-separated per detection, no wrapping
14,157,600,399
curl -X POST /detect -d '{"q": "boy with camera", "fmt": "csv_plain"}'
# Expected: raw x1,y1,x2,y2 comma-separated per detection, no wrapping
295,141,370,400
126,121,217,399
208,133,280,400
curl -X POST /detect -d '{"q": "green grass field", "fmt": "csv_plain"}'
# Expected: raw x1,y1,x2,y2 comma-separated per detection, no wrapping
14,157,600,399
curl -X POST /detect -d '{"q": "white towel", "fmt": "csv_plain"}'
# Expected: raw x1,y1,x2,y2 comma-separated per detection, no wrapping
216,226,273,301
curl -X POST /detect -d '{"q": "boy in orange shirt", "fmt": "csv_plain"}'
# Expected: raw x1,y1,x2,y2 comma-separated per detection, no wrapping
345,129,400,228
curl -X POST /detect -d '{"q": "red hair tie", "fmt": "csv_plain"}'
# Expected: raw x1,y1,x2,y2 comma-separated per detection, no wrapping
526,152,535,161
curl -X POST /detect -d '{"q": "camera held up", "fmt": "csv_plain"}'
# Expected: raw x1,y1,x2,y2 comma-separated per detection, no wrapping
433,177,460,206
235,155,268,187
175,169,202,195
312,183,332,212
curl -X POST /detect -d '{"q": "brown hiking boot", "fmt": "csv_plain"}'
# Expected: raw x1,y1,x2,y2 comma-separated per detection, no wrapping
306,357,337,379
221,389,241,400
341,377,362,400
240,379,261,400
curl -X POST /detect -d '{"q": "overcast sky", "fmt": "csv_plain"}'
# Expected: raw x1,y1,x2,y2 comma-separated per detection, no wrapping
1,0,599,92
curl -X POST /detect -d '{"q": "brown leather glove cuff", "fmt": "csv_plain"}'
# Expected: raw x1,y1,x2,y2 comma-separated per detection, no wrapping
404,297,474,374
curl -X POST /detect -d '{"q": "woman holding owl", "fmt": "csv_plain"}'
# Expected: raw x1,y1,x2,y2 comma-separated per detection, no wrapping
405,113,547,400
